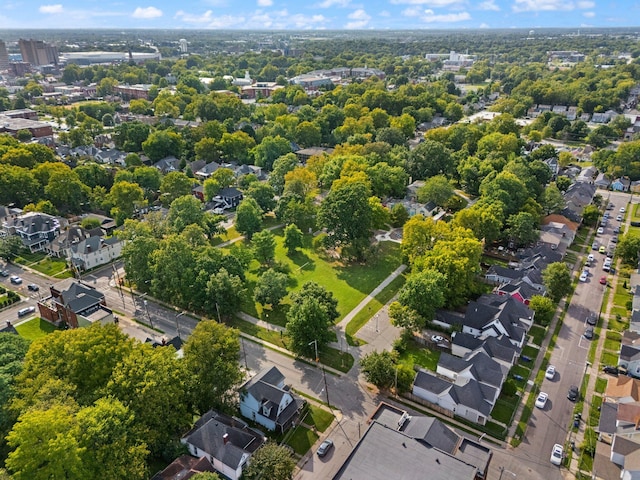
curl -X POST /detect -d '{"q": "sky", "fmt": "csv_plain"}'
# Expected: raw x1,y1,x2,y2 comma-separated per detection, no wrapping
0,0,638,30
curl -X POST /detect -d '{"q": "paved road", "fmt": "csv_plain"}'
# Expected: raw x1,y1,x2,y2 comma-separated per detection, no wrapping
511,190,628,479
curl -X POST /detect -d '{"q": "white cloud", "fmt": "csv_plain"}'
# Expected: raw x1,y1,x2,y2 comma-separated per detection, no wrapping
479,22,490,27
577,1,595,7
132,6,162,18
316,0,350,6
420,9,471,22
513,0,581,12
390,0,463,5
345,8,371,28
175,9,216,24
257,0,273,6
583,10,595,16
175,8,327,29
39,4,64,14
479,0,500,11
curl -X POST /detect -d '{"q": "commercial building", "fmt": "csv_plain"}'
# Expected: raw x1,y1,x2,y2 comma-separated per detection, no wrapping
0,40,9,71
18,38,59,66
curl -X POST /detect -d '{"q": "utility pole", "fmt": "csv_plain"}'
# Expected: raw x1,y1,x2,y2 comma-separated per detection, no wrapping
215,302,222,323
241,336,248,370
175,311,185,339
322,366,330,406
309,339,319,363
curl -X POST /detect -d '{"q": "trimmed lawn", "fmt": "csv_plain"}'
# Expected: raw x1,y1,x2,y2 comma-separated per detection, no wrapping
13,252,46,265
276,425,318,456
345,274,406,346
233,232,403,326
529,325,547,346
603,337,621,352
595,378,607,394
511,364,532,381
608,315,628,332
521,345,540,361
31,257,69,277
397,338,440,372
491,393,520,424
601,351,619,367
305,405,334,433
15,317,57,340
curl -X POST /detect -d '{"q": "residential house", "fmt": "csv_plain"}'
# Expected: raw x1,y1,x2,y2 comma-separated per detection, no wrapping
436,351,507,401
195,162,222,180
595,172,611,189
494,280,538,305
239,366,304,433
295,147,334,164
485,265,524,285
332,402,491,480
215,187,243,209
542,214,580,236
68,234,122,272
2,212,61,253
576,166,597,184
181,409,265,480
598,401,640,477
451,334,520,371
612,177,631,192
37,278,110,329
192,185,205,202
151,455,216,480
95,148,127,166
561,182,596,222
153,156,181,174
606,376,640,404
619,340,640,379
540,221,577,251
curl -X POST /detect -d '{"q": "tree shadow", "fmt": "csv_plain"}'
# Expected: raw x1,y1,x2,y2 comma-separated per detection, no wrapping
288,250,315,271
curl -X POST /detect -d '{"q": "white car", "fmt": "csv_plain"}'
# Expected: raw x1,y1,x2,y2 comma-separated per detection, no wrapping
620,207,626,213
431,334,445,344
617,215,623,221
579,271,588,282
587,254,595,262
550,443,563,466
535,391,549,409
597,227,604,235
545,365,555,380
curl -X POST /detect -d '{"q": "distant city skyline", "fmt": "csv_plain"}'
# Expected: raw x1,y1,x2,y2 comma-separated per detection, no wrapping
0,1,637,30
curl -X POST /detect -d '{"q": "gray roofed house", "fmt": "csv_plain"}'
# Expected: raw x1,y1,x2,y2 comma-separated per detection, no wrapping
195,162,222,179
153,156,181,174
37,278,109,329
2,212,61,253
239,366,305,433
611,434,640,476
181,410,265,480
484,265,523,285
151,454,216,480
495,280,538,305
597,401,618,442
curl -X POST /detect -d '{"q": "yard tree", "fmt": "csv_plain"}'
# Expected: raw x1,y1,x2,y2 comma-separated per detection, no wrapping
45,169,90,213
542,262,572,303
529,295,556,326
150,234,196,308
366,162,408,198
292,282,339,324
540,183,565,215
390,203,409,227
388,301,423,332
254,269,289,307
317,178,373,260
74,162,113,190
235,198,263,240
0,165,40,207
210,168,236,191
506,211,539,247
219,131,255,164
407,139,454,179
194,137,220,163
76,398,148,480
133,166,162,198
6,405,88,480
398,269,446,323
205,268,244,317
109,181,145,225
295,121,322,148
417,175,454,207
269,153,299,195
253,135,292,171
242,441,296,480
582,204,601,227
142,130,183,162
183,321,243,413
369,196,391,229
360,350,398,390
283,167,317,199
246,182,277,213
106,344,191,455
275,192,316,234
252,230,276,266
0,334,30,444
452,202,504,244
616,234,640,266
0,235,24,262
283,223,304,254
286,296,334,359
191,473,221,480
120,234,159,291
168,195,204,233
160,171,193,205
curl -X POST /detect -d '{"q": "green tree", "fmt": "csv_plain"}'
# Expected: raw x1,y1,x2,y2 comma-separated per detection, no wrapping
540,183,565,215
235,198,263,240
254,269,289,307
542,262,572,303
142,130,183,162
390,203,409,227
45,170,89,212
416,175,454,207
205,268,244,317
506,211,539,247
246,182,277,213
253,136,292,171
160,171,193,205
168,195,204,233
283,223,304,254
398,269,446,324
252,230,276,265
286,296,334,359
360,350,398,390
388,301,423,332
109,181,145,225
133,166,162,197
183,321,243,413
617,234,640,266
529,295,556,326
0,236,24,262
407,139,453,179
269,153,298,195
242,442,296,480
582,204,600,227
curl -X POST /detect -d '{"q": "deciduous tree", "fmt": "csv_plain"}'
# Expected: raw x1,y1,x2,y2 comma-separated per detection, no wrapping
242,442,296,480
252,230,276,265
542,262,572,303
235,198,263,240
254,269,289,307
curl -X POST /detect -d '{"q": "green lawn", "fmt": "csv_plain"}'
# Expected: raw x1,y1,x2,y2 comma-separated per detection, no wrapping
491,393,520,424
601,351,619,367
595,378,607,394
276,425,318,456
396,338,440,372
603,337,621,352
31,257,69,276
15,317,57,340
233,232,403,326
529,325,547,346
345,274,406,346
305,405,334,433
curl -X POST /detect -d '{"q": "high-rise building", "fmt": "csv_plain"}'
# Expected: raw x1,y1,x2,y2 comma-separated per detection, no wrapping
0,40,9,71
18,39,58,66
179,39,188,53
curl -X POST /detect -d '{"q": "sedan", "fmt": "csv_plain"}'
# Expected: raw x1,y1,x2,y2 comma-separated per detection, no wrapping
568,385,579,402
597,227,604,235
579,271,588,282
27,283,39,291
592,241,599,250
617,215,623,221
535,392,549,409
584,326,594,340
603,366,619,376
545,365,556,380
600,276,608,285
587,254,595,262
620,207,626,213
431,334,445,343
9,275,22,285
0,269,9,277
586,314,597,326
550,443,564,466
317,439,334,457
599,246,607,254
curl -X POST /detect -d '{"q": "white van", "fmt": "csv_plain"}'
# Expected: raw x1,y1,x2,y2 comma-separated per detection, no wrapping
17,306,35,317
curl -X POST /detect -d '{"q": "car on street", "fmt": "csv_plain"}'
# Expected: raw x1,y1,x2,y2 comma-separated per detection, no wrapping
0,269,9,277
535,392,549,409
550,443,564,466
27,284,39,291
545,365,556,380
617,214,623,221
579,271,588,282
614,226,621,234
587,254,595,262
584,326,594,340
620,207,626,213
597,227,604,235
9,275,22,285
17,306,35,317
603,366,619,376
568,385,579,402
612,235,618,243
317,439,334,457
599,245,606,254
600,276,608,285
586,314,597,326
592,241,598,250
430,334,445,344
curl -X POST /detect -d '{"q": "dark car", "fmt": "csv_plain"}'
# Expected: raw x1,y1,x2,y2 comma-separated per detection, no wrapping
603,366,619,376
586,314,597,326
317,439,334,457
0,269,9,277
568,385,579,402
27,284,39,291
584,327,594,340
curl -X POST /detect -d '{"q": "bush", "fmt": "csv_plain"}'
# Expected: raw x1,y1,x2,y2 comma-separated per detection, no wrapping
312,233,328,251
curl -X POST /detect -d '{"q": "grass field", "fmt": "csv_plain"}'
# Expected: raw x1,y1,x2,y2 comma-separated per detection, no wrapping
275,425,318,456
15,317,57,340
234,232,403,327
396,338,440,372
305,405,334,432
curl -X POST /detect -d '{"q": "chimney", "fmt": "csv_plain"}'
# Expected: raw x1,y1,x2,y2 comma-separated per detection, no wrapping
6,321,11,328
223,433,229,445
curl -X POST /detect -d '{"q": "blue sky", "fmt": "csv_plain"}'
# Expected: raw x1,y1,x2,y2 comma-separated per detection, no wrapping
1,0,638,30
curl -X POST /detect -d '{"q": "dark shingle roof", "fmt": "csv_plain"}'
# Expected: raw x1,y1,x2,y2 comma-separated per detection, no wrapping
402,416,460,454
451,332,483,351
413,370,450,395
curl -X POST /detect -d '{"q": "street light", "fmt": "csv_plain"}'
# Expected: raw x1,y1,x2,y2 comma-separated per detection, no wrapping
308,339,319,363
175,311,186,339
143,299,154,330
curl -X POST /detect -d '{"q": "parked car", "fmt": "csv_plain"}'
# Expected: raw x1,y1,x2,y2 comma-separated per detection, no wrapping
0,269,9,277
599,246,606,254
617,214,623,221
567,385,579,402
607,203,614,210
584,327,594,340
600,276,608,285
597,227,604,235
603,366,619,376
9,275,22,285
592,241,599,250
27,283,39,291
430,334,445,344
545,365,556,380
550,443,564,466
535,392,549,409
579,271,588,282
614,226,620,234
620,207,626,213
17,306,35,317
586,314,597,326
317,439,334,457
587,254,595,262
612,235,618,243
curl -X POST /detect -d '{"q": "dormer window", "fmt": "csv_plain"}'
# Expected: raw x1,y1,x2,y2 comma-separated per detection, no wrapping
262,404,271,417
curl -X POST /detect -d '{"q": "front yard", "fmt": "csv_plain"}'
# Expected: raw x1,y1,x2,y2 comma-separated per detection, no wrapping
15,317,58,340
